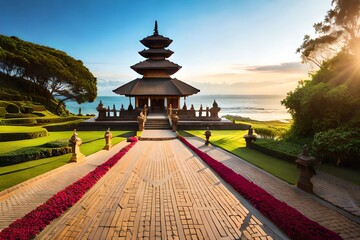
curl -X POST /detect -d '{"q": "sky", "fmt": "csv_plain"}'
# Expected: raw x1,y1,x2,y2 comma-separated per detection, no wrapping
0,0,331,96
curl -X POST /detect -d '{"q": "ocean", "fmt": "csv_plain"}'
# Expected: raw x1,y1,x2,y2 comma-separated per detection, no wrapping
65,95,291,121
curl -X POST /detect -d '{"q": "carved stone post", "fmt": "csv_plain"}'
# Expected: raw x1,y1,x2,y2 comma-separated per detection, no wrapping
104,128,113,150
68,129,85,163
295,145,318,193
204,127,211,145
96,100,107,120
243,126,256,147
137,112,145,131
171,113,179,132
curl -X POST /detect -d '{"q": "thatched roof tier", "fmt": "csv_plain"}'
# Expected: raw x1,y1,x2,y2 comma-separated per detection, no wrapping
113,78,199,96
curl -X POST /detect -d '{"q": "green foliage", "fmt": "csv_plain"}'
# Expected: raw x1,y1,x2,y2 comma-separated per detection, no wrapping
5,103,19,113
253,138,302,161
0,146,71,166
0,74,69,116
180,130,299,184
297,0,360,66
282,53,360,137
0,107,5,117
0,128,48,141
0,34,97,114
254,128,276,139
313,127,360,167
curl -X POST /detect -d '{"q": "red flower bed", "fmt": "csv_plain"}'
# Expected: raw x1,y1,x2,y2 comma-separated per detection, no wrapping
0,139,137,240
178,136,342,240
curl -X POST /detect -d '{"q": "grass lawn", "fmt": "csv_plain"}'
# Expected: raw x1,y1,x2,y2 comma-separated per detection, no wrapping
318,164,360,186
180,130,298,184
0,130,134,191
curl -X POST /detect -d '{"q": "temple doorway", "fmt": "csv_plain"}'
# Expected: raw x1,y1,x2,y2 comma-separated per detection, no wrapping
150,97,165,112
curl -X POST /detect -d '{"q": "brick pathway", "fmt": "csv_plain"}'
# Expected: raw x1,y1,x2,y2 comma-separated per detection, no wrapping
37,140,281,239
185,137,360,240
0,141,129,231
1,134,359,239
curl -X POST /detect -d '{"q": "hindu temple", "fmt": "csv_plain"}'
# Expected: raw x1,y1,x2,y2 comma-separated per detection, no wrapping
91,21,244,131
113,21,200,112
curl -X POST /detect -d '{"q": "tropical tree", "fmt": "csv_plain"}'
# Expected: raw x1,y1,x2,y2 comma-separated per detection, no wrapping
0,35,97,112
297,0,360,67
283,0,360,137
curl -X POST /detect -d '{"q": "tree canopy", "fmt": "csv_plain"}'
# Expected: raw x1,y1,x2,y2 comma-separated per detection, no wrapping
0,35,97,105
283,0,360,165
297,0,360,67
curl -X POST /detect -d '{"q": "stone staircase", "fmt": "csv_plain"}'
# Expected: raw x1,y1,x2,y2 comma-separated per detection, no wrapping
145,113,171,130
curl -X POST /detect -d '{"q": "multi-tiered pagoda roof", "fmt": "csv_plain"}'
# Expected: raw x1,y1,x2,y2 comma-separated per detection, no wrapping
113,21,199,97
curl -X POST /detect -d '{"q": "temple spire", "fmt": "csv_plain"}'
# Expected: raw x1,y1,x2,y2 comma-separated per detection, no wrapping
154,20,159,35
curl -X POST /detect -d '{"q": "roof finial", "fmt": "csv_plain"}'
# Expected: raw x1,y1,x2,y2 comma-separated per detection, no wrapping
154,20,159,35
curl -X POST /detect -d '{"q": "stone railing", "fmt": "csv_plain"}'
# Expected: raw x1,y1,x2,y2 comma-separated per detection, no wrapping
96,101,142,121
168,100,221,121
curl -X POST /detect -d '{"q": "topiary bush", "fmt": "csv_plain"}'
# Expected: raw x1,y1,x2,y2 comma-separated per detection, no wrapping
313,127,360,167
0,107,6,118
6,104,19,113
0,118,37,125
0,146,72,166
0,129,48,141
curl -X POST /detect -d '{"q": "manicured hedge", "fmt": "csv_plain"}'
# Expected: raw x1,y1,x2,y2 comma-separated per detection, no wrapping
0,129,48,141
5,113,37,118
0,146,72,166
0,118,37,125
250,143,297,162
0,107,6,118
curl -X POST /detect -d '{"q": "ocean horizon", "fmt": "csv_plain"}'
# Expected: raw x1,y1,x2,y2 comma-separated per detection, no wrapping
65,94,291,121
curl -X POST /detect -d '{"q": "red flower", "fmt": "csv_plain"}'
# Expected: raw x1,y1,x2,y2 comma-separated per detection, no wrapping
178,135,342,240
0,140,137,240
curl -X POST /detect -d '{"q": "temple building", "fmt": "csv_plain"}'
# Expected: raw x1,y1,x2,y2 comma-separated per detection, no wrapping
113,21,200,112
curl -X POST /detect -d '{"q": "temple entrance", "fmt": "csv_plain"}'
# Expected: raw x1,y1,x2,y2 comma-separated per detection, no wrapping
150,97,165,112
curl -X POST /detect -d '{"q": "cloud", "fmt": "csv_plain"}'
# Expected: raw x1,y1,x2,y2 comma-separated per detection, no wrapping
97,79,128,87
242,62,308,73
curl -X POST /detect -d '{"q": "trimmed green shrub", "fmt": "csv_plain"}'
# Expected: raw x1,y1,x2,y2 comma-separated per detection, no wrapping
22,106,34,113
255,128,276,139
0,146,71,166
32,111,46,117
0,129,48,141
0,107,6,118
0,118,37,125
33,105,46,111
5,113,37,118
42,140,68,148
6,104,19,113
313,127,360,167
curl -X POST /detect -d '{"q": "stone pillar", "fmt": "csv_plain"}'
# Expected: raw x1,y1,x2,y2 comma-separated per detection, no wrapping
204,127,211,146
148,97,151,109
164,97,167,110
295,145,318,193
104,128,113,150
68,129,85,163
